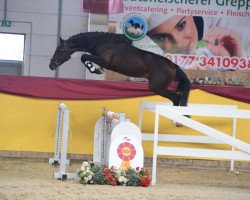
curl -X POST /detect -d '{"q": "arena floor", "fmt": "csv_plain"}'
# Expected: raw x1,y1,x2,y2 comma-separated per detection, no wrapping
0,157,250,200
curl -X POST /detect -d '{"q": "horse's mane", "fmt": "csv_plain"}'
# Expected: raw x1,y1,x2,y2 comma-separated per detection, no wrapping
67,32,133,44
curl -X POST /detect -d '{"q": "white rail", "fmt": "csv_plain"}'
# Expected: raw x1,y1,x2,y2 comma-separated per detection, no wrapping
138,102,250,185
151,105,250,185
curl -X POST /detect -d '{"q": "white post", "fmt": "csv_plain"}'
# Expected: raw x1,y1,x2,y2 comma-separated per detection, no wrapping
230,117,237,171
52,104,77,180
49,105,69,166
119,113,126,122
88,12,91,32
151,109,159,186
138,102,143,130
59,108,69,175
54,108,62,162
101,107,108,164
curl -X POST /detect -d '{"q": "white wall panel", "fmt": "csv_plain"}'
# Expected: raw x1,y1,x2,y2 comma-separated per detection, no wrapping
29,55,55,77
60,15,86,36
62,0,85,16
7,0,58,14
31,34,57,57
57,57,86,79
0,1,4,11
89,24,108,32
89,14,108,25
7,12,58,35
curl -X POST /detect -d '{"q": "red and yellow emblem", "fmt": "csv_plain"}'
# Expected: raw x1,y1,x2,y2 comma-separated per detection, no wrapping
117,142,136,170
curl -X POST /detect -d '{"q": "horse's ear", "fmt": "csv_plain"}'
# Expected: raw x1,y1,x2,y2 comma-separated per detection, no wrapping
59,37,64,44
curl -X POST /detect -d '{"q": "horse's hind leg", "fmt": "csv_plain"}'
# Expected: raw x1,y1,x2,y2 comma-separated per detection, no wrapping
148,74,181,106
175,66,191,106
81,54,106,74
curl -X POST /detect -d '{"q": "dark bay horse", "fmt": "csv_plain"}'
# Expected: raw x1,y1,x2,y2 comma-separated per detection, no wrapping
49,32,190,107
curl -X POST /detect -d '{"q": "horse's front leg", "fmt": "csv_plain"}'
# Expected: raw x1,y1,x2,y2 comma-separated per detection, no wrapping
174,67,191,122
148,74,181,106
149,84,183,127
81,54,106,74
175,67,191,107
148,73,184,127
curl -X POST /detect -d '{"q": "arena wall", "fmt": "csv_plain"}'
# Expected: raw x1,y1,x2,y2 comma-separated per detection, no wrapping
1,90,249,161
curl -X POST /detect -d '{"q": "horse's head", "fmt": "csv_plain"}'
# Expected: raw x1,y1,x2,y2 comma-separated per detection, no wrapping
49,38,72,70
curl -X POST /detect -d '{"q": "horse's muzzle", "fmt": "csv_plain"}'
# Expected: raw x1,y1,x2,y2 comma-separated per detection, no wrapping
49,62,56,70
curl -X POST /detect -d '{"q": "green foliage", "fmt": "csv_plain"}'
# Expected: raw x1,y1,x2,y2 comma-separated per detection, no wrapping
91,164,105,185
77,162,150,187
125,168,140,186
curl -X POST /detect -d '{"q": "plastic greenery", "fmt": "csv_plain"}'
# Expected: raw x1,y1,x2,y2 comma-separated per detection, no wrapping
77,162,150,187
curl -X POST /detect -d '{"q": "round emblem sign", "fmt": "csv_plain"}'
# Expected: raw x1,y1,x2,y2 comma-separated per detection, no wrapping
117,141,136,170
123,15,147,41
117,142,136,161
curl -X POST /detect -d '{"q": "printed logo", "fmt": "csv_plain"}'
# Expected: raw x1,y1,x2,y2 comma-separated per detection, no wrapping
122,14,147,41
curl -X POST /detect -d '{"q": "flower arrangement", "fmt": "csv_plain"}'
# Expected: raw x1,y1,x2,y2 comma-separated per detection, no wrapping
77,161,94,184
77,161,150,187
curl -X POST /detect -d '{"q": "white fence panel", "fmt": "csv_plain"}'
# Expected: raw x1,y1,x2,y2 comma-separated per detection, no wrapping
138,102,250,185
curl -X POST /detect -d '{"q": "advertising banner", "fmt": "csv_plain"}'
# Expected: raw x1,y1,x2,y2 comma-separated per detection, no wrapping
109,0,250,71
81,0,123,14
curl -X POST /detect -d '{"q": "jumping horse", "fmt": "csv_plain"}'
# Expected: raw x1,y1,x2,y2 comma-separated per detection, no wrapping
49,32,190,107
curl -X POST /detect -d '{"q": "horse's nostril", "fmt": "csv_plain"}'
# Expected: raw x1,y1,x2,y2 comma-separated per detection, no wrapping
49,64,55,70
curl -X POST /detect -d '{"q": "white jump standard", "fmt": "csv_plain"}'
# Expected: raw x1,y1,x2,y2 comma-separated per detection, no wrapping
50,103,76,180
93,107,127,165
94,107,144,170
49,102,70,166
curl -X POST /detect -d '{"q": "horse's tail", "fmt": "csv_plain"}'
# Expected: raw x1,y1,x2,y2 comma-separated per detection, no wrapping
175,65,191,106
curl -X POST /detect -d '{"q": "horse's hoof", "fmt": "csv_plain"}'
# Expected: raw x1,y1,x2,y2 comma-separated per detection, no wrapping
93,67,104,74
99,67,105,74
84,61,98,73
84,61,93,68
